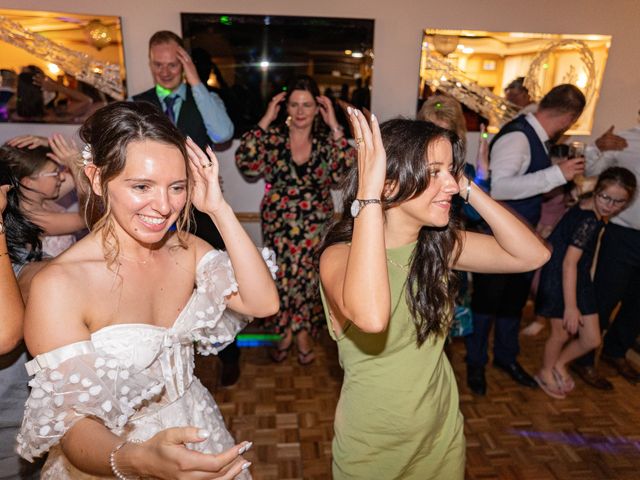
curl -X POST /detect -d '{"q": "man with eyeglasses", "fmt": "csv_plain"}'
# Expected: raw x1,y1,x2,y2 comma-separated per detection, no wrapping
571,120,640,389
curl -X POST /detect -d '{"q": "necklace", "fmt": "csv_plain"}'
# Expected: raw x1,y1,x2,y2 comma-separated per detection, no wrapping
117,251,154,264
387,257,409,272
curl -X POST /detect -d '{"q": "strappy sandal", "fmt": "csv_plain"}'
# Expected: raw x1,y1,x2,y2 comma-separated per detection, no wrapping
534,373,566,399
269,333,293,363
552,367,575,394
269,343,292,363
294,330,315,365
297,349,316,366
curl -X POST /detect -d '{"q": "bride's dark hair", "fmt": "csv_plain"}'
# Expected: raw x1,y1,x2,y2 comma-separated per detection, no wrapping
319,118,465,345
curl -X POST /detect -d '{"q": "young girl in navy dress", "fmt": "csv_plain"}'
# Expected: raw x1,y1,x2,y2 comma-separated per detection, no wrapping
535,167,636,398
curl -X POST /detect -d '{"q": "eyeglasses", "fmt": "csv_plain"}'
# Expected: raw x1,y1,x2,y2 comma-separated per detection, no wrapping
596,193,627,206
35,165,66,178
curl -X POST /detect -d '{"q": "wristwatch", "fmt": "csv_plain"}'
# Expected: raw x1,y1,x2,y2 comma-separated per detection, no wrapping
350,199,381,218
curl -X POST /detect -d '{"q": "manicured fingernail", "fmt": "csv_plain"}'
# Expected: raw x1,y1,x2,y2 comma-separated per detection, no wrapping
242,462,252,470
354,109,359,117
239,441,253,454
347,106,352,115
371,113,377,122
197,429,210,439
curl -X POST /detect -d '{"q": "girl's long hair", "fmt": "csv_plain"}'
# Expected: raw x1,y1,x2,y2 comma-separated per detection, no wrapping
0,157,43,264
319,118,466,345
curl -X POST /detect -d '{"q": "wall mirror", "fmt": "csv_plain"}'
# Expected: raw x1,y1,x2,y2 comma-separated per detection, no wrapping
181,13,375,138
418,29,612,135
0,8,126,124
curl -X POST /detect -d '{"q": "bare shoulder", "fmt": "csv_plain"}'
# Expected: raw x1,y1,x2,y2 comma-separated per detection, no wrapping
164,231,207,266
24,239,100,355
175,231,220,263
319,243,350,269
36,236,103,288
319,243,350,285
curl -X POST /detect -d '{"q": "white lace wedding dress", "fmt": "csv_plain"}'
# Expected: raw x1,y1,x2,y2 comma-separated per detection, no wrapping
17,249,273,479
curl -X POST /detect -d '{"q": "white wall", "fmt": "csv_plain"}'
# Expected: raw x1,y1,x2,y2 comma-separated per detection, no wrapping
2,0,639,243
2,0,639,134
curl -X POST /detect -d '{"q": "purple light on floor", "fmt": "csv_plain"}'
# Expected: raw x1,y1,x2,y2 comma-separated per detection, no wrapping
510,429,640,454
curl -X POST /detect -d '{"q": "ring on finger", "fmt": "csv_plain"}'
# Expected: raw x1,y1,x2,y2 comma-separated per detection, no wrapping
202,161,213,168
355,137,364,147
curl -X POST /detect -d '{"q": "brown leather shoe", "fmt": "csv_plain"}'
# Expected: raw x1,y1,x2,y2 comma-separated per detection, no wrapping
601,355,640,384
569,363,613,390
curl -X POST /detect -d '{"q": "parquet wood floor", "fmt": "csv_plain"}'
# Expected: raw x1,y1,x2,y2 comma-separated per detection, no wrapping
196,319,640,479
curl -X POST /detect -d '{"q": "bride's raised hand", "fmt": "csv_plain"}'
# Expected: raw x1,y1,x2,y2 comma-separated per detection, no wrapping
129,427,251,479
348,107,386,199
185,137,226,215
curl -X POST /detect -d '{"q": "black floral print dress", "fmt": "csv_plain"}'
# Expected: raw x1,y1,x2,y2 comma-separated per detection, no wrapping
236,124,355,335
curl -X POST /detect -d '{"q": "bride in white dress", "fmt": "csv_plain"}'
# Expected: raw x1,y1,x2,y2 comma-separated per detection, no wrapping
16,102,280,479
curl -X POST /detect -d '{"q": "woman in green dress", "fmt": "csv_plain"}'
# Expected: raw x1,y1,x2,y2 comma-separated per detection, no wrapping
318,110,550,479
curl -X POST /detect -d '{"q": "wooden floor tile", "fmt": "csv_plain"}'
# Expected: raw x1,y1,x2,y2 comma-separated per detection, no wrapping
194,315,640,479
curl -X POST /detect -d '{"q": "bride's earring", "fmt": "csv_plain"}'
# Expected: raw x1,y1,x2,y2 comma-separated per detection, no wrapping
285,115,292,127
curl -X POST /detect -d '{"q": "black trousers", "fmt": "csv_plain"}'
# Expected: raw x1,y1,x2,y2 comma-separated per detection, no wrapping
577,223,640,365
465,270,534,367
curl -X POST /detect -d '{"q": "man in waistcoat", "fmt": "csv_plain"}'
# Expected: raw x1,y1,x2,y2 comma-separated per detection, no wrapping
465,84,586,395
133,31,241,386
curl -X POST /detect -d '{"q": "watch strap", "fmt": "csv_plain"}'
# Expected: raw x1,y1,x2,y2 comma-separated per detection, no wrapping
357,199,381,207
354,198,381,217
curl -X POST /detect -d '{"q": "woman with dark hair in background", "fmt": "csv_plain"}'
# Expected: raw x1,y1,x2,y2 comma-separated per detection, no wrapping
236,75,355,364
319,110,549,479
0,163,44,479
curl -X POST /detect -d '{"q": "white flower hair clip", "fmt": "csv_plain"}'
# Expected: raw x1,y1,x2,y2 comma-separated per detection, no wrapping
81,144,93,166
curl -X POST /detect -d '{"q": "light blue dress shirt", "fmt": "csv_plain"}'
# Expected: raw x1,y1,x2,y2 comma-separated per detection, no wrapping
156,83,234,143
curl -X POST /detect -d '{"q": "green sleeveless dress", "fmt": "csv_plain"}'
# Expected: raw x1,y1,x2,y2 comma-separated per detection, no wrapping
321,242,465,479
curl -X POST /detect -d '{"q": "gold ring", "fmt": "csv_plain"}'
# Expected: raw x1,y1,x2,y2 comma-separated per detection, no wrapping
355,137,363,147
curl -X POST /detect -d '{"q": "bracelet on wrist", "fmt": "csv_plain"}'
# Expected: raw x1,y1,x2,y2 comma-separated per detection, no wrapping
463,179,472,204
110,440,142,480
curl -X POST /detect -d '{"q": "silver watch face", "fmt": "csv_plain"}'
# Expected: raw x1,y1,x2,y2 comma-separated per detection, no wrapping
350,199,360,218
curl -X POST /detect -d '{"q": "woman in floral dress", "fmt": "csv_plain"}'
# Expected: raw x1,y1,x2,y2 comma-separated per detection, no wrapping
236,75,355,364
